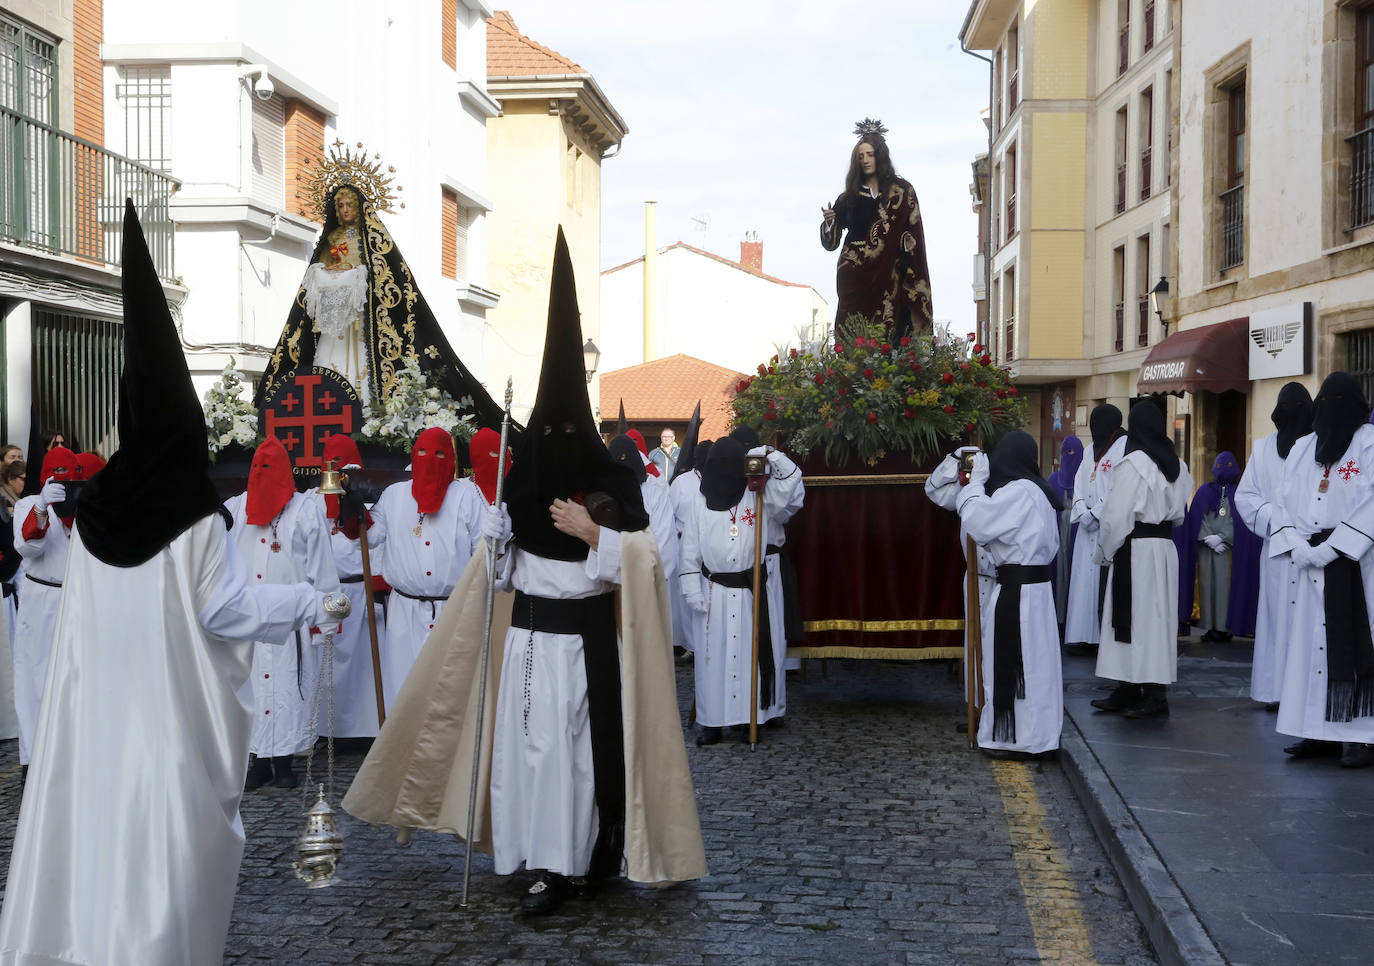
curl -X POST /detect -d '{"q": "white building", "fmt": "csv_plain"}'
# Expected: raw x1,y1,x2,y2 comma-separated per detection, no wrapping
600,237,830,376
99,0,500,400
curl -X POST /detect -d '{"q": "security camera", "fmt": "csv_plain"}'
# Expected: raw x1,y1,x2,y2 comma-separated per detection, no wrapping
239,65,274,101
255,75,274,100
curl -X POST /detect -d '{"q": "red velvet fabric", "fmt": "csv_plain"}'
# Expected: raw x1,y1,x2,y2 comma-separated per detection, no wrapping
321,434,364,519
245,437,294,525
410,427,454,513
469,427,510,505
74,452,105,480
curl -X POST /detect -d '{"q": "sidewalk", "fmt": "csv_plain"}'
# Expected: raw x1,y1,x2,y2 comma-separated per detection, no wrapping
1059,639,1373,966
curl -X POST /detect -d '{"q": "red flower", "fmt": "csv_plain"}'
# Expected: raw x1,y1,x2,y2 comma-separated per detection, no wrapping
996,389,1007,399
912,362,922,372
942,372,955,385
813,373,826,386
965,422,976,433
736,380,749,393
904,407,917,420
855,336,867,348
864,368,875,380
960,363,970,371
1009,387,1019,396
826,367,835,378
826,419,835,428
768,366,776,375
764,410,777,421
789,347,798,358
767,398,776,409
973,343,983,353
881,342,891,354
967,332,976,342
866,412,878,424
835,343,845,354
899,336,911,347
838,386,849,397
943,405,956,415
980,354,992,366
757,364,767,376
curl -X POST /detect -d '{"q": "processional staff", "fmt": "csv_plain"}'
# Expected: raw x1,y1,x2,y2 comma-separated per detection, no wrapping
958,446,985,748
745,451,771,749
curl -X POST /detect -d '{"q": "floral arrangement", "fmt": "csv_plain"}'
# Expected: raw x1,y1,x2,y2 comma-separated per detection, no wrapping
358,356,476,450
731,318,1028,467
203,358,262,457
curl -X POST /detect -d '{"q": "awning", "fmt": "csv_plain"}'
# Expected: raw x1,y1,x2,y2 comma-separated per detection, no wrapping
1136,317,1250,395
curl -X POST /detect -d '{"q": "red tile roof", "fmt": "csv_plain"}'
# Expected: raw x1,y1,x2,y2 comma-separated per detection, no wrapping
602,241,812,290
600,354,744,440
488,11,584,76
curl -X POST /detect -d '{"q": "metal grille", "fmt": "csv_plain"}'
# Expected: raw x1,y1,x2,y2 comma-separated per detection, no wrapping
1220,184,1245,270
0,15,56,124
115,65,171,174
1347,328,1374,404
1350,127,1374,230
1114,303,1125,353
1137,296,1150,348
1115,162,1127,214
1003,317,1014,362
1144,2,1156,53
1118,26,1129,76
1140,148,1152,201
31,308,125,455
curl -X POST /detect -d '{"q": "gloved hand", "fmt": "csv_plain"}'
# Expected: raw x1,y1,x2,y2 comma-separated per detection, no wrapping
968,452,990,488
313,591,350,630
38,480,65,509
336,486,367,530
1202,534,1226,554
1290,543,1315,570
685,592,707,614
481,505,512,546
1308,541,1340,569
953,445,979,462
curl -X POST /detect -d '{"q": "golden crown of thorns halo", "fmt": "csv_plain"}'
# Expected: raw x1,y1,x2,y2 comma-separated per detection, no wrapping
296,140,404,220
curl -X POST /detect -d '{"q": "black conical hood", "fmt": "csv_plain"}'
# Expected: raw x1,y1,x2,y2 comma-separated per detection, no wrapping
671,401,702,482
506,228,646,561
76,200,227,566
616,399,627,436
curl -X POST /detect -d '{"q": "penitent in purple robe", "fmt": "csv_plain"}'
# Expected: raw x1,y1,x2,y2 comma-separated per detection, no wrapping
1177,453,1263,636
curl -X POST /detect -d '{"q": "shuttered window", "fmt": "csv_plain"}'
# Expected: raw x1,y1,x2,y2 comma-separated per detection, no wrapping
31,308,125,454
251,93,285,209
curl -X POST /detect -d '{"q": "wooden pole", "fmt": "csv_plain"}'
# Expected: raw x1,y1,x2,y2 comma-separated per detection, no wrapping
749,490,766,749
357,520,385,728
964,534,983,747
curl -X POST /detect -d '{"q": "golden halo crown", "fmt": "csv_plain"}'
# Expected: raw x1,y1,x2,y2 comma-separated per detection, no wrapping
296,140,404,222
853,118,889,140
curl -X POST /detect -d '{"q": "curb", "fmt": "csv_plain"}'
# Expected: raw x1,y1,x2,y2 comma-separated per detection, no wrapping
1058,713,1228,966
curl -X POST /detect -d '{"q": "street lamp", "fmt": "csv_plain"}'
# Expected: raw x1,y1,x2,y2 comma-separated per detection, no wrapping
1149,276,1170,336
583,338,600,384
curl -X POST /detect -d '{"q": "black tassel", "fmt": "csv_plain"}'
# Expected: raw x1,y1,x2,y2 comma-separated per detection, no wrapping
992,708,1017,745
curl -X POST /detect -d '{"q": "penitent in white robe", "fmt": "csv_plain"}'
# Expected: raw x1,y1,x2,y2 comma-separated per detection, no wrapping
306,489,389,737
1268,426,1374,744
1234,432,1299,703
925,455,997,689
955,478,1064,754
372,478,484,709
681,448,805,728
489,530,624,877
225,492,338,756
0,516,320,966
11,496,72,765
1095,452,1193,684
669,470,704,651
1064,436,1128,645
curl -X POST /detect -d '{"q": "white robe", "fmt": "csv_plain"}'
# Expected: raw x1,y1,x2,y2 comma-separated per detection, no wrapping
680,448,805,728
1094,452,1193,684
925,456,997,683
372,478,484,709
1233,432,1297,703
1065,436,1128,645
11,497,72,765
955,478,1064,754
489,530,624,876
669,471,705,651
306,489,389,738
225,492,338,756
1268,426,1374,743
0,516,320,966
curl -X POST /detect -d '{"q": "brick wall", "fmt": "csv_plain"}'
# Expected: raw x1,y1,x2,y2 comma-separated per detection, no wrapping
441,187,458,278
73,0,103,263
442,0,458,69
285,101,326,221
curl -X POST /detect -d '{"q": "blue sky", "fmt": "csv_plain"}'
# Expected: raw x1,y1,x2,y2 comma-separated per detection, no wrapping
500,1,992,338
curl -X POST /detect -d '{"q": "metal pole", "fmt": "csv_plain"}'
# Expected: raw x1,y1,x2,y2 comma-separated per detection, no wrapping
748,490,765,749
358,518,385,728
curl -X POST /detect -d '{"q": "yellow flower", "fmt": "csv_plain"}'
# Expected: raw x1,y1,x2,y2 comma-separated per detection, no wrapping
871,377,890,392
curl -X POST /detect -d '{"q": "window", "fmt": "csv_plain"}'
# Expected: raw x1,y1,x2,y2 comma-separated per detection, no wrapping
1002,267,1015,362
0,14,57,124
992,49,1002,134
1118,0,1130,76
1347,328,1374,404
1351,8,1374,228
1115,106,1129,214
1007,19,1019,111
990,276,1000,360
250,93,284,209
1163,69,1173,187
1144,0,1156,53
31,308,125,455
992,159,1002,247
441,0,458,70
115,66,171,174
1113,246,1126,352
1005,143,1017,240
1221,81,1246,271
1136,234,1151,347
441,187,468,280
1140,87,1154,201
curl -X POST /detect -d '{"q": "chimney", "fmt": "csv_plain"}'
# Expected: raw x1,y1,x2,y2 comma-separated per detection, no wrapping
740,230,763,274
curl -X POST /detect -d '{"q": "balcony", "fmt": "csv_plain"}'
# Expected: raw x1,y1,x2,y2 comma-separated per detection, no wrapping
1114,303,1125,353
0,106,177,281
1118,27,1129,76
1140,148,1152,201
1115,162,1127,215
1003,317,1014,362
1220,183,1245,271
1137,295,1150,348
1144,2,1155,53
1348,126,1374,230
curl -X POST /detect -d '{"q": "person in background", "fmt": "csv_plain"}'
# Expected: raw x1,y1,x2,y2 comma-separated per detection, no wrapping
1046,436,1084,637
0,461,25,512
649,428,680,480
1,445,21,466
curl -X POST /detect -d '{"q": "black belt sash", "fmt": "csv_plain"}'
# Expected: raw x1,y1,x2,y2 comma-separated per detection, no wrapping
1110,522,1174,644
1310,529,1374,722
390,584,449,621
511,589,624,882
703,550,780,711
339,574,364,584
24,573,61,589
991,564,1051,743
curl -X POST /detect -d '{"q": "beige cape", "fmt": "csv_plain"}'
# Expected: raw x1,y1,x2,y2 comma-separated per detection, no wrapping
342,531,708,885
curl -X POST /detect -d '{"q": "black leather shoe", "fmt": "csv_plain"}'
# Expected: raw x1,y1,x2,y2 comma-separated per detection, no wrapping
270,755,298,789
675,649,694,666
567,875,598,900
520,872,566,915
1283,738,1341,758
244,755,272,791
980,747,1032,761
763,716,784,730
695,727,722,747
1340,743,1374,768
1091,683,1142,712
1123,696,1170,718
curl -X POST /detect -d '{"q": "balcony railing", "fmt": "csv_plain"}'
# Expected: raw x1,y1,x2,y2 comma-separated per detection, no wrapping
0,106,177,281
1114,303,1125,353
1144,2,1156,53
1137,295,1150,348
1220,183,1245,271
1118,27,1129,76
1140,148,1152,201
1005,193,1017,240
1115,162,1127,214
1003,317,1014,362
1348,125,1374,230
1008,70,1019,111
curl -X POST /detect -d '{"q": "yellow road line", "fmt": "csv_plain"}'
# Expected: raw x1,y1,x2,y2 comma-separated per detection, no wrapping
991,760,1099,965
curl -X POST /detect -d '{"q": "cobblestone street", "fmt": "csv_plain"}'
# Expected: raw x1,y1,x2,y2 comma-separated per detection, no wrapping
5,658,1157,964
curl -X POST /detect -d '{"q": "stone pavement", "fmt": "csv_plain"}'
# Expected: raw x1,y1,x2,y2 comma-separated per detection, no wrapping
0,659,1156,965
1062,639,1374,966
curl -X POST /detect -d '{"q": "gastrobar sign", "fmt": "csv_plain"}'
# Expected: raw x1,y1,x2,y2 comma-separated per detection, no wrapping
1247,302,1311,380
1140,360,1187,382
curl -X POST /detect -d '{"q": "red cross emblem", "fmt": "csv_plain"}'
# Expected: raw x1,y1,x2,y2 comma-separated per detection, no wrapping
740,507,756,527
262,368,360,471
1338,459,1361,481
1099,459,1112,472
